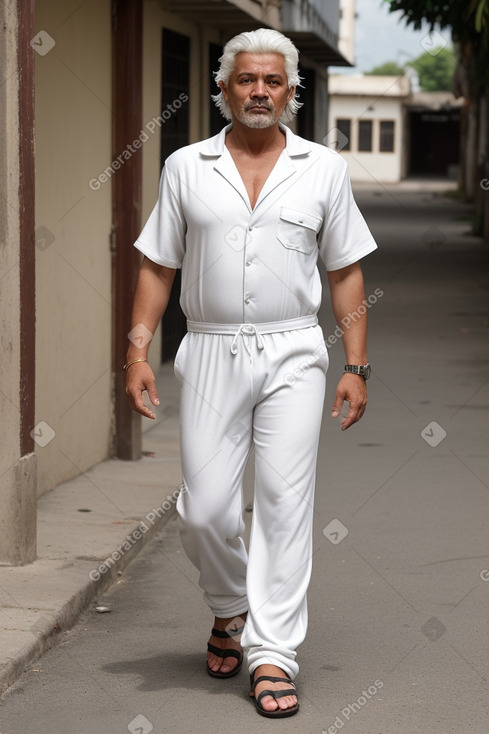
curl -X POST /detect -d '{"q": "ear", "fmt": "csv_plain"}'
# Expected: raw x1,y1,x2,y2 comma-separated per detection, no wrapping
218,80,228,100
287,86,296,101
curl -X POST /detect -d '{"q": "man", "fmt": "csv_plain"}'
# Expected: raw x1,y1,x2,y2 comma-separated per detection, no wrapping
125,28,376,719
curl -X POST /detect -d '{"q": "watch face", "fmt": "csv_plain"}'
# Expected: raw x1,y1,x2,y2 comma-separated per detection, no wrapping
363,364,371,380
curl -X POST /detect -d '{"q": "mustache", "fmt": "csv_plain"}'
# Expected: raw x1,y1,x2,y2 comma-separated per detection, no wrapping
244,102,273,111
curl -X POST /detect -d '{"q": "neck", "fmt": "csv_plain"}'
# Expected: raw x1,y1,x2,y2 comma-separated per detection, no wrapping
225,119,285,155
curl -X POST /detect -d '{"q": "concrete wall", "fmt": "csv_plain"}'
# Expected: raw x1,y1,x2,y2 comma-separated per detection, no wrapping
0,1,21,485
34,0,113,495
0,0,37,564
338,0,355,66
282,0,339,44
328,94,404,182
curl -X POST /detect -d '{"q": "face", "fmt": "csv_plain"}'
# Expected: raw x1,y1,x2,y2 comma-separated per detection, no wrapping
219,52,295,129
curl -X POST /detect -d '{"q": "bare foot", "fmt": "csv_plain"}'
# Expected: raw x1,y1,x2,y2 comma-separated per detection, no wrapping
207,614,247,676
250,664,298,713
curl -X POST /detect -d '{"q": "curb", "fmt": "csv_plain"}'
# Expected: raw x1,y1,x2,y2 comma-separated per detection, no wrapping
0,505,177,695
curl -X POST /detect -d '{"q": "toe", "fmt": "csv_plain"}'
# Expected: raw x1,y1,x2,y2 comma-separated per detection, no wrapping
207,652,221,672
219,658,237,674
278,694,297,710
261,695,279,712
252,664,297,713
207,646,239,674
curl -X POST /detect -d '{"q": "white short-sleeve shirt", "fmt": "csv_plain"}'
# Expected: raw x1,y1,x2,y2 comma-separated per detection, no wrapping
134,123,377,324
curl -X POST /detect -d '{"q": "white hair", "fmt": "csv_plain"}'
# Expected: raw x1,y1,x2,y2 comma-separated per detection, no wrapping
212,28,303,123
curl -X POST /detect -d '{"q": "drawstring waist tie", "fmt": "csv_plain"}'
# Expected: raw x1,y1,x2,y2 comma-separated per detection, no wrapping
186,315,318,354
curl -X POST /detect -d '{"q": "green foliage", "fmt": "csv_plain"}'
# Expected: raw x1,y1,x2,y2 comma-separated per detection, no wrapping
408,47,457,91
383,0,489,89
364,48,456,91
383,0,489,46
382,0,460,32
365,61,406,76
468,0,489,36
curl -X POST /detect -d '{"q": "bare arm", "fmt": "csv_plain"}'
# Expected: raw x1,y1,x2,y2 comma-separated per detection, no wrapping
125,257,177,419
327,261,369,430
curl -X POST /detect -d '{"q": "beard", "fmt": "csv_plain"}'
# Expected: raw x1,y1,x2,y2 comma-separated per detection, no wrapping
237,101,278,129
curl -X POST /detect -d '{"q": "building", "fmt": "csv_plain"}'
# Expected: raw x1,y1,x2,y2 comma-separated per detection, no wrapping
328,73,463,183
405,91,463,179
328,73,411,183
0,0,353,565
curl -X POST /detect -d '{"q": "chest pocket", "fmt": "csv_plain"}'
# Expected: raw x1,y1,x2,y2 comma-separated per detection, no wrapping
277,207,322,255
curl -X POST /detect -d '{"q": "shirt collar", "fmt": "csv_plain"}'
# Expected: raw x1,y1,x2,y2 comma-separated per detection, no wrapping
198,122,312,158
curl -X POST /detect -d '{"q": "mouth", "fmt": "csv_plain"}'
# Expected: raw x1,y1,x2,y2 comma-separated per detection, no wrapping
246,105,272,112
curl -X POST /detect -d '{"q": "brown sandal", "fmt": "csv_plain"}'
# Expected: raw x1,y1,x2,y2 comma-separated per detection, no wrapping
206,625,244,678
250,672,299,718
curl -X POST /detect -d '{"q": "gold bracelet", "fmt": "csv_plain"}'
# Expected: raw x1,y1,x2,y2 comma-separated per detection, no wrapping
123,358,148,372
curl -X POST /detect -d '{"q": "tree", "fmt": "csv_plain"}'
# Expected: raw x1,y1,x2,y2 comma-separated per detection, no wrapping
383,0,488,38
365,61,405,76
364,48,456,91
383,0,489,237
383,0,488,84
408,47,457,91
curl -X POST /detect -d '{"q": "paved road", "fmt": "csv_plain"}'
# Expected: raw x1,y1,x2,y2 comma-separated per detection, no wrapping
1,183,488,733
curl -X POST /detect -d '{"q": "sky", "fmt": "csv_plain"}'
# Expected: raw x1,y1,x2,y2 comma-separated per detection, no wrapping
330,0,451,73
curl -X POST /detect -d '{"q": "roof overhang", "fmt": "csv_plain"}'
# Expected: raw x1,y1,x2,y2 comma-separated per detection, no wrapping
160,0,350,66
284,30,350,65
160,0,281,35
404,91,465,111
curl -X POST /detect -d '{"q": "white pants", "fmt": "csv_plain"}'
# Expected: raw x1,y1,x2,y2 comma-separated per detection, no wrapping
174,317,328,679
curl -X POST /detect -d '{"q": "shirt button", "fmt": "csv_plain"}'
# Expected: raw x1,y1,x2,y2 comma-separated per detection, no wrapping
246,260,252,266
244,297,251,304
248,226,253,231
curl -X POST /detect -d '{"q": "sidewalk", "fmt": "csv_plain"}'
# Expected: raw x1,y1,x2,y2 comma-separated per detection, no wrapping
1,181,488,732
351,176,459,192
0,363,182,695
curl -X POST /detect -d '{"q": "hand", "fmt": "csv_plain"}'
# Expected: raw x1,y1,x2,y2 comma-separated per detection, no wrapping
331,373,367,430
125,362,160,419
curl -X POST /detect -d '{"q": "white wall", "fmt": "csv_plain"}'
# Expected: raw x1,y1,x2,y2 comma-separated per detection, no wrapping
328,94,404,182
35,0,113,495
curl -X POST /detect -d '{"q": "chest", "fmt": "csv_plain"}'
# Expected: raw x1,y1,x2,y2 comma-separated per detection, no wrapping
229,151,284,210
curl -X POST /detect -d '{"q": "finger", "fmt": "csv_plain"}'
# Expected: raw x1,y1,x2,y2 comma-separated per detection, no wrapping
341,409,356,430
341,401,366,430
126,385,156,419
145,381,160,408
133,391,156,419
331,392,345,418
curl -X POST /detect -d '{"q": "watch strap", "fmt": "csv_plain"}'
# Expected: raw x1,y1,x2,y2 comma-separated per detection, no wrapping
344,363,371,380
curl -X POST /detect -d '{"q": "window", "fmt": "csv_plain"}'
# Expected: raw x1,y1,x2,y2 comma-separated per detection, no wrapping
209,42,224,136
379,121,395,152
297,67,316,142
160,28,190,361
358,120,373,152
160,29,190,167
335,119,351,151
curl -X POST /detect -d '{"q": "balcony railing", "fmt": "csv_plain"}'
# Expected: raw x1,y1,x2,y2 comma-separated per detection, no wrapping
281,0,347,64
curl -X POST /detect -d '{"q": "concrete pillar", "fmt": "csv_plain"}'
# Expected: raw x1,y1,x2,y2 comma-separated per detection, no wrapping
0,0,37,565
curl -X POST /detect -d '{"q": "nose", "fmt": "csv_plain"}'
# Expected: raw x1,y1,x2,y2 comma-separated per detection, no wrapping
251,79,268,98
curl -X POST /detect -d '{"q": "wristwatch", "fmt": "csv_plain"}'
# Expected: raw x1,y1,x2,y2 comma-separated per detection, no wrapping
344,363,371,380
